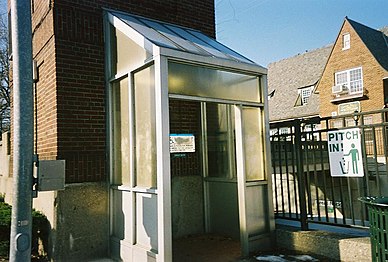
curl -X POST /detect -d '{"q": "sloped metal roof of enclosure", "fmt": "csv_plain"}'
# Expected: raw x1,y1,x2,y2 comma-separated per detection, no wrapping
106,10,265,72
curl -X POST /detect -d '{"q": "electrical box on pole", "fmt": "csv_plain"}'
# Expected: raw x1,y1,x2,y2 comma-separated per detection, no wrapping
36,160,66,192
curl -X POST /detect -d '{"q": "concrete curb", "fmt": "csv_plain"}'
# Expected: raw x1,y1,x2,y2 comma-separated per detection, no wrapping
276,226,371,261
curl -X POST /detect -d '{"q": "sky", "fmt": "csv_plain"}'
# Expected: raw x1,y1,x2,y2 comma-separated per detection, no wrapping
0,0,386,67
215,0,388,67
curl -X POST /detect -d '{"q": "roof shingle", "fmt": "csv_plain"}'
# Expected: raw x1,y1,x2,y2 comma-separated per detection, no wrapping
348,18,388,71
268,44,332,122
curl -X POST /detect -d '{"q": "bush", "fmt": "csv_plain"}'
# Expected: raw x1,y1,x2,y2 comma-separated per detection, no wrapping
0,198,49,260
0,201,11,258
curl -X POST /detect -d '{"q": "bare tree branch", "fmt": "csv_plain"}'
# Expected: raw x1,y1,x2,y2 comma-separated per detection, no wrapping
0,13,10,133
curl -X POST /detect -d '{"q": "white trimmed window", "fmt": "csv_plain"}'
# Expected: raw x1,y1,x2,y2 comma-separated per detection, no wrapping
335,67,363,94
331,119,343,128
297,86,313,105
301,87,312,104
343,33,350,50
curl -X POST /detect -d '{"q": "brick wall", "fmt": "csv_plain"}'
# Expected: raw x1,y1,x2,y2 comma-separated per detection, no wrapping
318,20,387,119
169,99,201,177
28,0,215,183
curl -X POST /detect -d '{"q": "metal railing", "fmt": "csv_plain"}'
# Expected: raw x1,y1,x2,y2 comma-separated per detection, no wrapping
270,109,388,229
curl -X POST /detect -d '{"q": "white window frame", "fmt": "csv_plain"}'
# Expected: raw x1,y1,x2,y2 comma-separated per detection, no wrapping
342,33,350,50
299,86,313,105
363,115,373,125
335,67,363,94
331,119,343,129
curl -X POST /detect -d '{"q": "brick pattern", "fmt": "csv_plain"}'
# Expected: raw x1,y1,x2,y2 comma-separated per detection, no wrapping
318,21,388,118
62,152,105,182
35,39,58,158
26,0,215,183
55,1,215,38
169,99,201,177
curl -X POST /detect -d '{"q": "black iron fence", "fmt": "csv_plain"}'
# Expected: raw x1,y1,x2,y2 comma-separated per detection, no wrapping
270,109,388,229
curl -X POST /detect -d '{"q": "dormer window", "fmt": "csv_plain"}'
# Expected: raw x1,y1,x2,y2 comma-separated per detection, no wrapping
342,33,350,50
301,86,313,104
295,85,313,106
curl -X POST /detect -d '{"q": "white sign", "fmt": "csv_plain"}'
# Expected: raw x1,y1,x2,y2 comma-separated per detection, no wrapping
327,128,364,177
170,134,195,153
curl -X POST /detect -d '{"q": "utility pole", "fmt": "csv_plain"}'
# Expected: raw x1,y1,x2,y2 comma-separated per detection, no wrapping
9,0,34,261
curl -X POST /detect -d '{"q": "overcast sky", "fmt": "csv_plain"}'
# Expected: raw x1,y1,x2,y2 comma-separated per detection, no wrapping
215,0,388,67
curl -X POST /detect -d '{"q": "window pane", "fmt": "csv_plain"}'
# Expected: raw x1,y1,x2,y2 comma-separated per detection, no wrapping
330,119,343,128
335,72,347,85
168,62,261,103
349,68,360,81
343,33,350,49
134,66,157,188
112,77,130,185
335,67,363,94
206,103,235,178
301,87,312,105
110,26,150,77
242,107,264,181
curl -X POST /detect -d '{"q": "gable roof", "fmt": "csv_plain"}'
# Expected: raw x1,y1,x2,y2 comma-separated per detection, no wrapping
347,18,388,71
268,44,332,122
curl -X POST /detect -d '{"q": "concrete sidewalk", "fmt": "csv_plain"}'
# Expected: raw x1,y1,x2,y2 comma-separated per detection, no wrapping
88,220,371,261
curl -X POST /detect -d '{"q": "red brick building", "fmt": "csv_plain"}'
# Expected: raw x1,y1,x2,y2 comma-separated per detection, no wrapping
6,1,274,261
31,1,215,183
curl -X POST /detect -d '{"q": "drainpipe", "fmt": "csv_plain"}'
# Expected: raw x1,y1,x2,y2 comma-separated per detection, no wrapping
9,1,34,261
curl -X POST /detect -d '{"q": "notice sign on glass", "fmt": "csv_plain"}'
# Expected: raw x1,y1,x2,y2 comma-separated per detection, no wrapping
170,134,195,153
327,128,364,177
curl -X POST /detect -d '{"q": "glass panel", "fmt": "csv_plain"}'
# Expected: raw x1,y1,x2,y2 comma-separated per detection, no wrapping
349,68,363,93
343,33,350,49
115,12,177,49
134,65,157,188
242,107,265,181
164,25,228,59
135,193,158,250
139,19,203,54
206,103,235,178
110,26,150,76
168,62,260,103
111,189,131,240
188,30,252,63
335,71,347,85
112,77,130,185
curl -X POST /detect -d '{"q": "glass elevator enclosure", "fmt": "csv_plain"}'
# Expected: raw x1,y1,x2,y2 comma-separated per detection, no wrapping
104,9,275,262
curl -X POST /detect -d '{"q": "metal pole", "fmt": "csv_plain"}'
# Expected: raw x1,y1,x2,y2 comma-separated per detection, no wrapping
9,0,34,261
295,119,308,230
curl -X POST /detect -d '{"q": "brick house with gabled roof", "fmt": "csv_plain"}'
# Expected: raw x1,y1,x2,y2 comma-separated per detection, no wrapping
317,17,388,123
268,17,388,129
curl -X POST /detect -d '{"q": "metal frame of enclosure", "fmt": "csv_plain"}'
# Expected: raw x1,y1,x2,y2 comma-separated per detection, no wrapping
270,109,388,229
104,9,274,262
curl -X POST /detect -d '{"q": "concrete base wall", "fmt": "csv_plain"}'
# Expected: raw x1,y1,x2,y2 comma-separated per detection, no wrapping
48,182,109,261
0,178,109,261
171,175,204,239
276,226,371,261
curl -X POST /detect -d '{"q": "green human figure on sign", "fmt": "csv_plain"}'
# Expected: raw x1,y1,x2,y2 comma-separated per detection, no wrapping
344,143,359,174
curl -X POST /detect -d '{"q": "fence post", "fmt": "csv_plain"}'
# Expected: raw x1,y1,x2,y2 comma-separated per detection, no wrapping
294,119,308,230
